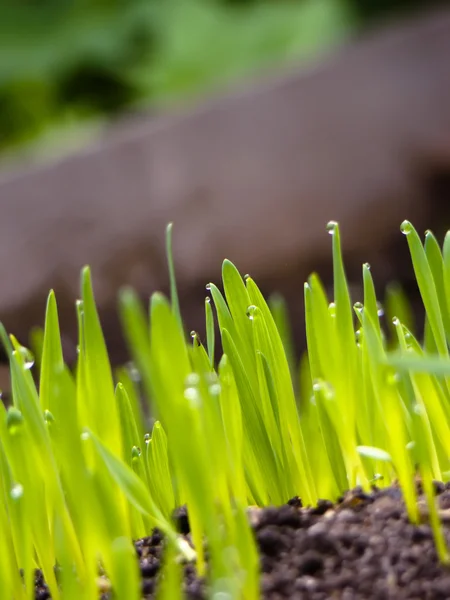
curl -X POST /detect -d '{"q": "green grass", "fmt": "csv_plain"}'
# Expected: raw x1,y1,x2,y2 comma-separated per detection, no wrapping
2,218,450,599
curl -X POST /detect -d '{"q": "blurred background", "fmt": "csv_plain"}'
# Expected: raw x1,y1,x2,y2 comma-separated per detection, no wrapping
0,0,449,377
0,0,440,164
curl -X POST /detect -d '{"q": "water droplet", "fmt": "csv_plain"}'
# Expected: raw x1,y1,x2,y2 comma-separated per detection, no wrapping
326,221,338,235
144,433,151,444
312,380,334,399
131,446,141,460
244,274,250,282
363,262,371,270
184,387,201,407
126,362,141,383
190,330,198,341
185,373,200,387
6,408,23,434
377,303,384,317
246,305,258,320
44,410,54,425
392,317,400,326
205,297,211,304
10,483,23,501
328,302,336,318
209,383,221,396
16,346,34,370
80,431,90,441
205,283,212,291
354,302,364,313
400,220,412,235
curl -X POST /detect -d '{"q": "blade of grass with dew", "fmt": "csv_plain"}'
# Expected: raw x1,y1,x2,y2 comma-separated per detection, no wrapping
425,230,450,345
148,295,228,577
80,267,123,457
115,364,146,442
362,309,418,519
145,421,176,520
116,383,142,467
304,279,346,493
222,260,259,389
401,221,448,358
327,221,363,487
247,278,316,504
205,296,215,368
221,327,279,505
166,222,183,334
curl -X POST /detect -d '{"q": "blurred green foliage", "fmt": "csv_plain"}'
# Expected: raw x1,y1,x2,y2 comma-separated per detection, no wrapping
0,0,439,154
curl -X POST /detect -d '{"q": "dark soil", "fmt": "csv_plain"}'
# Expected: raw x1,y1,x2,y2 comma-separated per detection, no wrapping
34,483,450,599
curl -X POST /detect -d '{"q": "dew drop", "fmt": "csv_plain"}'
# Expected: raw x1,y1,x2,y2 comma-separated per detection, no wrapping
377,303,384,317
209,383,221,396
144,433,151,444
363,262,371,270
205,297,211,304
392,317,400,326
400,220,412,235
205,283,212,292
80,431,90,441
246,305,258,320
328,302,336,318
44,410,55,424
10,483,24,501
131,446,141,459
354,302,364,313
184,387,201,407
185,373,200,387
16,346,34,370
326,221,338,235
126,362,141,383
6,408,23,434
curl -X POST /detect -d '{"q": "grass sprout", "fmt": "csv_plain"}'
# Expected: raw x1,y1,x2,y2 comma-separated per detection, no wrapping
2,218,450,598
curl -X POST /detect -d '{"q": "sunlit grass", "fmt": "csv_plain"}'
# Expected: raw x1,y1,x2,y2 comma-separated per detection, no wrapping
2,218,450,599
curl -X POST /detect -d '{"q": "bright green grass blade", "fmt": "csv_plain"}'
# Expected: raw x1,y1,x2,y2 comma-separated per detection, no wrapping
205,296,215,368
386,354,450,376
401,221,448,357
116,383,142,466
425,230,450,343
166,222,183,335
269,292,296,376
156,538,185,600
190,333,213,375
39,291,64,413
221,328,277,505
115,365,146,442
146,421,176,520
110,537,141,600
247,277,316,504
81,267,123,456
221,260,258,389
